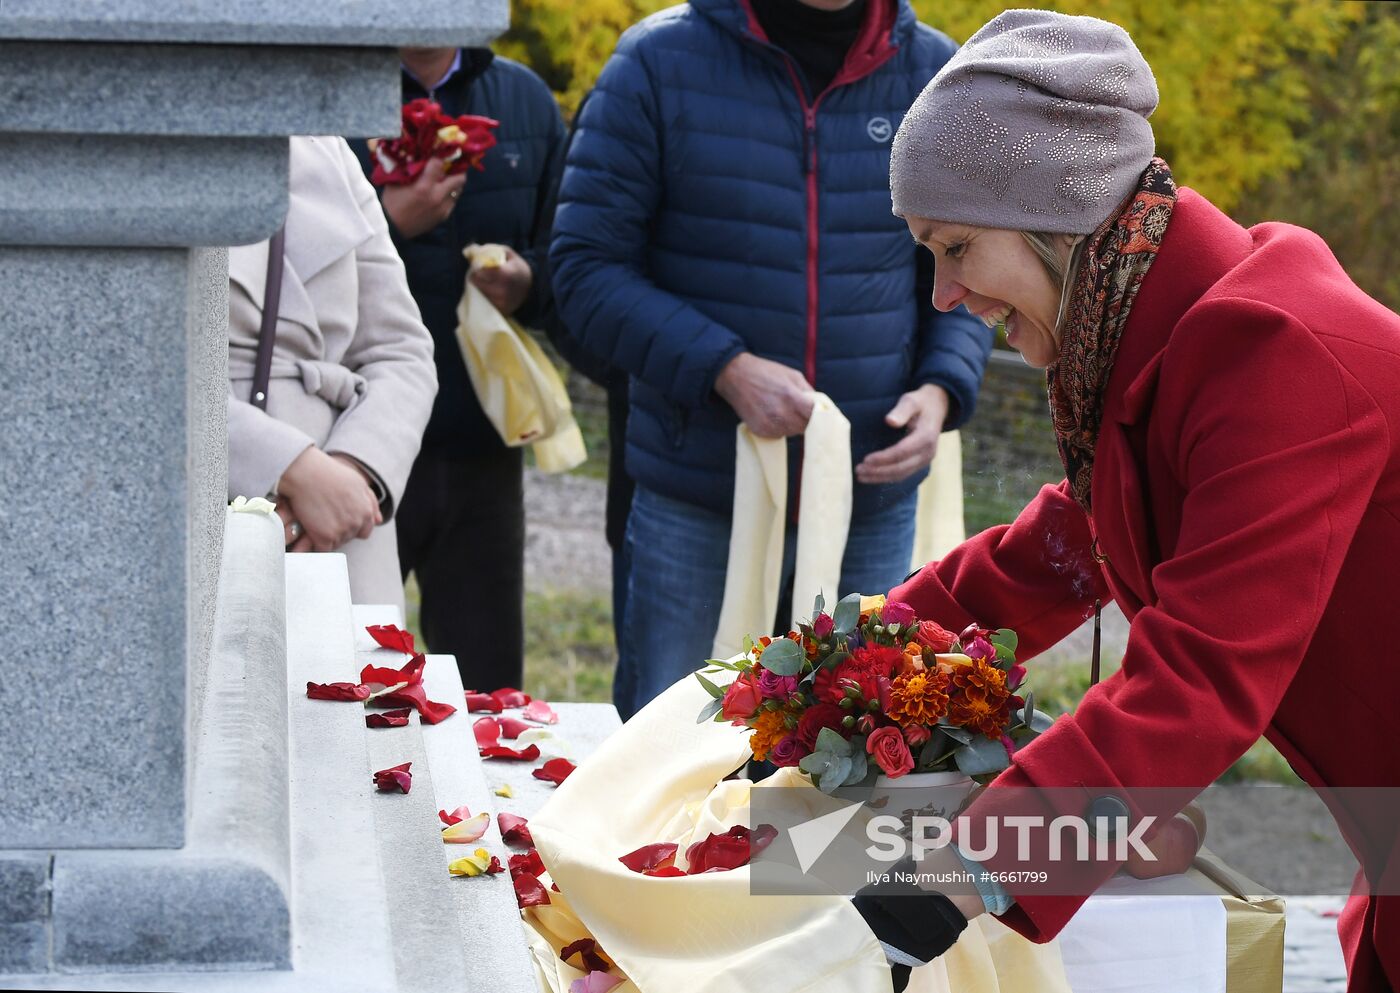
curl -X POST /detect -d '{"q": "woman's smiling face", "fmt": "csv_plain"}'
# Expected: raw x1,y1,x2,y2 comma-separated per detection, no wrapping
905,216,1069,368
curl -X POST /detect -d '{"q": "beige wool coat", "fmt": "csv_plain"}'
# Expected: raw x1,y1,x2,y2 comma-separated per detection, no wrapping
227,135,437,611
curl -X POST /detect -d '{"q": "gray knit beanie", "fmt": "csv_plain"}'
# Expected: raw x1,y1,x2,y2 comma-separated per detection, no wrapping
890,9,1159,234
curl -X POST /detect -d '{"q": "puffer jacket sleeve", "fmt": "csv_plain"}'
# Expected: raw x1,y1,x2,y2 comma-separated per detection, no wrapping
912,243,992,429
549,30,748,410
320,139,438,518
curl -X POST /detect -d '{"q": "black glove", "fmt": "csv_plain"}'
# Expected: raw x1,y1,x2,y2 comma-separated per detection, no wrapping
853,857,968,992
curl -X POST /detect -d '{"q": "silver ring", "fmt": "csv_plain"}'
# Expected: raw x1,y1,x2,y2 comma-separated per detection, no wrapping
449,189,460,200
288,521,302,541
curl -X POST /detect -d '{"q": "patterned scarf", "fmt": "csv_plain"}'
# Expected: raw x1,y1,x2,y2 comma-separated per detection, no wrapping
1046,157,1177,514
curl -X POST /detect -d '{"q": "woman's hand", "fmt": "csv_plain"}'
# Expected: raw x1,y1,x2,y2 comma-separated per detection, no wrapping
276,447,381,552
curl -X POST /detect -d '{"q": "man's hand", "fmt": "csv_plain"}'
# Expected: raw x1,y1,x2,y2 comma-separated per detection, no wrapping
380,157,467,239
276,447,382,552
470,244,534,316
854,384,950,485
714,352,815,438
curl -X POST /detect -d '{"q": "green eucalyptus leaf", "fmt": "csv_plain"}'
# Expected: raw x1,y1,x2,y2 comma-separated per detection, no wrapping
990,629,1019,652
833,592,862,634
694,672,726,700
842,746,870,786
822,755,853,793
815,726,853,757
759,638,804,676
696,697,725,724
743,635,755,654
954,735,1012,777
936,723,974,746
1020,692,1035,730
994,644,1018,667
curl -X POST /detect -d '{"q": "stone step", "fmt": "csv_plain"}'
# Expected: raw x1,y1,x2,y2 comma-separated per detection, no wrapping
353,606,539,993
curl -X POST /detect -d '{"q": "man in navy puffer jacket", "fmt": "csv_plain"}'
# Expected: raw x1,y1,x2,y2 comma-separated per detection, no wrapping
551,0,989,719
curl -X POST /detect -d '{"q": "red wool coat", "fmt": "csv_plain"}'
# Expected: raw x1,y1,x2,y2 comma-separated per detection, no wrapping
892,189,1400,990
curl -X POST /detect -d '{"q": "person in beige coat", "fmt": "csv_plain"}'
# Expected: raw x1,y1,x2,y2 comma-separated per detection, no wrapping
227,135,437,614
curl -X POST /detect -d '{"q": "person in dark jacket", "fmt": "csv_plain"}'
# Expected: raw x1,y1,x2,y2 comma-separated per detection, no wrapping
551,0,989,720
351,47,566,692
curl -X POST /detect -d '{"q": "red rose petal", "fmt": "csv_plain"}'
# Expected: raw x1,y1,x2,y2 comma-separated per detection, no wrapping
372,670,457,726
491,687,532,709
365,708,411,728
480,744,542,762
496,715,533,739
684,824,774,873
373,762,412,794
513,871,551,908
560,938,611,974
523,699,559,725
474,717,502,747
366,623,416,655
307,681,371,701
618,842,679,874
464,691,503,713
532,757,575,785
508,849,547,880
439,804,472,827
499,813,534,847
360,653,426,689
485,856,505,875
644,865,687,878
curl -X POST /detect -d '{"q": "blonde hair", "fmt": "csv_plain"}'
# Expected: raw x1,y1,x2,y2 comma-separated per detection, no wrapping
1020,231,1086,334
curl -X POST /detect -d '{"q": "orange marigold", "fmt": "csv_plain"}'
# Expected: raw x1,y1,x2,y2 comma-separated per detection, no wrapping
748,708,789,763
947,657,1012,739
886,668,950,727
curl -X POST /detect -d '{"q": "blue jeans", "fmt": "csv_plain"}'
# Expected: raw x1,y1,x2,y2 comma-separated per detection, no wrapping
614,485,918,721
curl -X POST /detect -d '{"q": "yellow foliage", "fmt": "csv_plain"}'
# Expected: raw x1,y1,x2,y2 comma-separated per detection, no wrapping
501,0,1366,212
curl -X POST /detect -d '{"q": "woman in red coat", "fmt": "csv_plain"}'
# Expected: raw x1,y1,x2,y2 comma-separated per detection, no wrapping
871,9,1400,991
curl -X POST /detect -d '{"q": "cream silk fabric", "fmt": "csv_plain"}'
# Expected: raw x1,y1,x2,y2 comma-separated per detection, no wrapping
456,244,587,473
711,395,852,660
525,676,1073,993
910,431,965,571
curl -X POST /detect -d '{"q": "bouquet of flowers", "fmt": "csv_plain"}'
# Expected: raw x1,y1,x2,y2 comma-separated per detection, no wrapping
695,593,1052,793
368,98,499,186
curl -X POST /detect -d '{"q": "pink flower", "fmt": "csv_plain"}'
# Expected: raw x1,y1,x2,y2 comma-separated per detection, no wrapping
903,724,932,748
965,636,996,662
856,714,878,736
812,612,834,640
915,620,957,653
882,601,916,628
866,726,914,778
769,734,807,767
756,667,798,701
720,671,763,722
1007,664,1026,690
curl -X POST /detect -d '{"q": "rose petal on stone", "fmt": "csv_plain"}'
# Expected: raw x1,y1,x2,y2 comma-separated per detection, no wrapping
513,871,551,907
618,842,678,874
439,804,473,827
464,691,503,713
499,813,534,847
560,938,612,974
480,744,542,762
496,715,533,739
442,812,491,844
493,783,514,798
508,849,547,880
569,973,623,993
490,687,531,709
374,676,457,725
474,717,502,747
448,847,502,877
373,762,412,794
532,757,575,785
516,728,573,760
365,708,411,728
307,681,370,701
366,624,416,655
523,699,559,725
360,653,426,689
